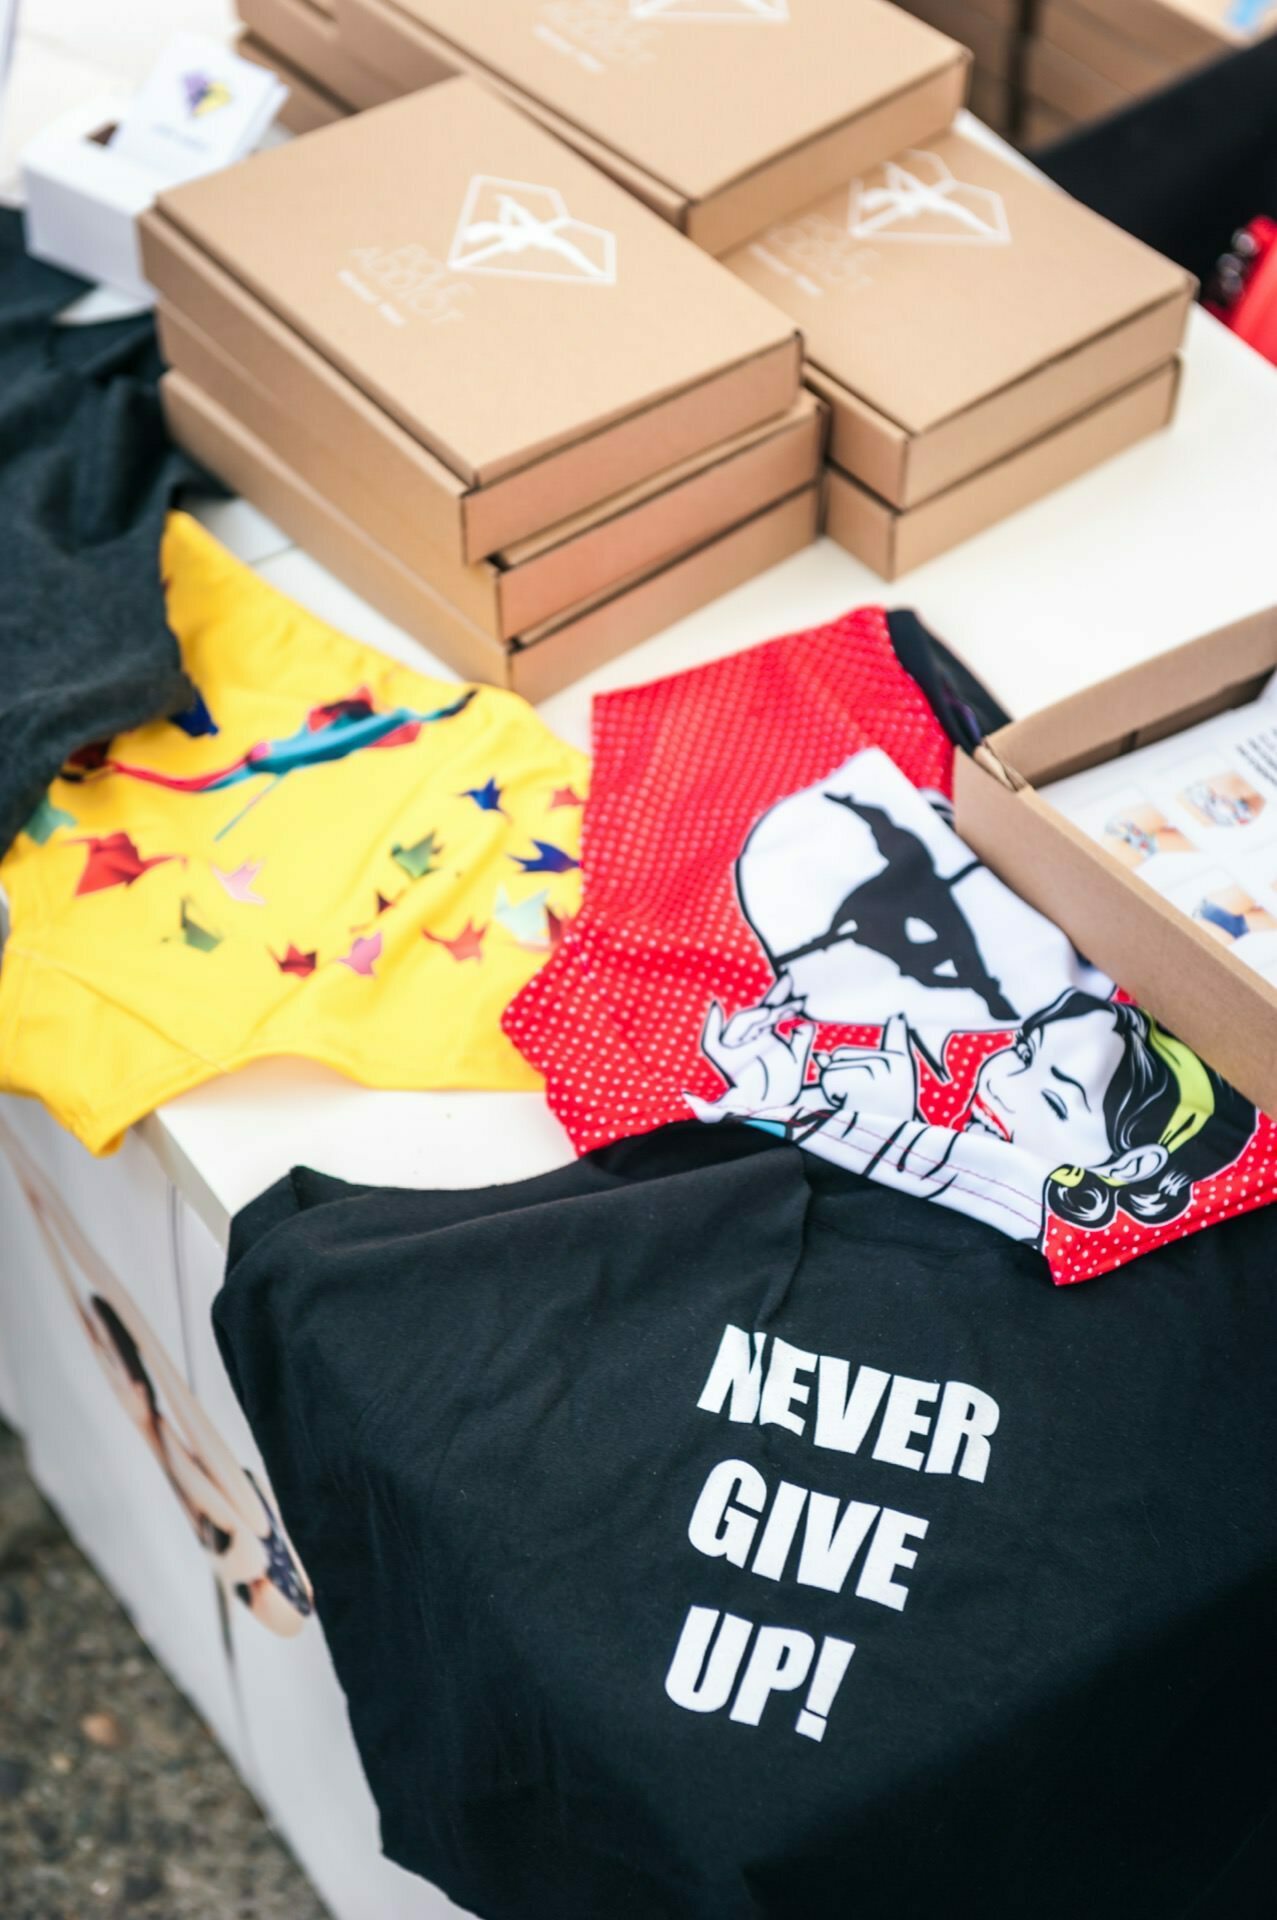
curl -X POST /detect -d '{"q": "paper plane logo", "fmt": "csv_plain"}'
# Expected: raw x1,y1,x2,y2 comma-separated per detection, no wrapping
182,71,233,118
847,152,1011,246
448,178,617,284
629,0,789,18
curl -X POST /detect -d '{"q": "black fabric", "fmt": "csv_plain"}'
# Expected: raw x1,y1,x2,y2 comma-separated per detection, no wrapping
0,210,212,856
1032,37,1277,285
886,609,1010,752
218,1126,1277,1920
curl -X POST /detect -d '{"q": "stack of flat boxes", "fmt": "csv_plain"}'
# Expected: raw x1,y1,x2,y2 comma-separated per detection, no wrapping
1022,0,1277,142
234,0,406,131
155,0,1193,672
891,0,1024,133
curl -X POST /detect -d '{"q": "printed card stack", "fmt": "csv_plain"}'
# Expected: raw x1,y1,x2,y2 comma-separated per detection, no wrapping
143,77,822,698
726,126,1193,576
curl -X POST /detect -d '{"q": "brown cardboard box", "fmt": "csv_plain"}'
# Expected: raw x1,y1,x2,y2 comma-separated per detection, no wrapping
1036,0,1182,93
162,373,819,702
157,301,823,639
235,31,354,132
726,128,1191,510
1062,0,1272,69
237,0,404,108
900,0,1017,78
967,65,1015,134
1023,36,1129,121
142,79,800,565
1020,96,1074,146
335,0,970,255
953,605,1277,1116
824,358,1180,577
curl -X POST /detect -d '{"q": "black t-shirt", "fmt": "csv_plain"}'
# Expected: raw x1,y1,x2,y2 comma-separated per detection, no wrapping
1,211,205,856
218,1126,1277,1920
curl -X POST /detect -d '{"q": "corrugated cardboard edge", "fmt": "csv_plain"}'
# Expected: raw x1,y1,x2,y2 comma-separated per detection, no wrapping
161,372,818,701
824,359,1180,579
953,605,1277,1118
813,276,1193,510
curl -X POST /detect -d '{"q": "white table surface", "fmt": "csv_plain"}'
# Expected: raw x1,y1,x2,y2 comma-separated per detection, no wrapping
9,5,1277,1240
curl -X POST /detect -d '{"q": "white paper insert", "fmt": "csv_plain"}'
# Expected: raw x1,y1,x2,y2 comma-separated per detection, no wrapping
108,34,286,185
1043,673,1277,983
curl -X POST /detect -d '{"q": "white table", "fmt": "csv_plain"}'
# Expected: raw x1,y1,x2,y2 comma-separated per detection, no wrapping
143,302,1277,1242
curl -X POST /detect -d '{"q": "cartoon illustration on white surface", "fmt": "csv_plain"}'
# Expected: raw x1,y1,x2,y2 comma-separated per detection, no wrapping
630,0,789,19
448,177,617,284
848,152,1011,246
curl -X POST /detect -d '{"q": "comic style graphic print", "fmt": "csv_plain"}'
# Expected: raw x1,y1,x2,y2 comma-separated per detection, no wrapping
503,606,1277,1283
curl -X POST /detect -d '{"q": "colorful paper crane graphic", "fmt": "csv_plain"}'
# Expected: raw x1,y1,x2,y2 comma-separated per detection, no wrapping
90,686,477,842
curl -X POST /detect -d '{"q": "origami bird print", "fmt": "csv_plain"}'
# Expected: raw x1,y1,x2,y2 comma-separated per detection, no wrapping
339,931,382,976
213,860,266,906
273,944,318,978
72,833,183,897
423,919,487,963
493,885,550,950
546,906,575,951
461,777,506,815
509,839,580,876
169,690,219,738
167,897,223,954
392,831,445,880
23,797,77,845
549,785,584,811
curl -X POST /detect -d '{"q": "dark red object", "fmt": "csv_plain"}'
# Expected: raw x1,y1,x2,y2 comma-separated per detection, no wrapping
1205,214,1277,363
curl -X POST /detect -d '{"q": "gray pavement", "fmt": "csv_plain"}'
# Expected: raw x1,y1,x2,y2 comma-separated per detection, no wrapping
0,1423,329,1920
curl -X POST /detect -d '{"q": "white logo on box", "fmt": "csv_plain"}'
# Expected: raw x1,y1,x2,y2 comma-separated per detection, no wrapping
630,0,788,16
448,177,617,284
630,0,789,17
848,152,1011,246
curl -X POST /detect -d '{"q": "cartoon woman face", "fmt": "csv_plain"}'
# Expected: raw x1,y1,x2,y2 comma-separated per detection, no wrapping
969,1008,1129,1169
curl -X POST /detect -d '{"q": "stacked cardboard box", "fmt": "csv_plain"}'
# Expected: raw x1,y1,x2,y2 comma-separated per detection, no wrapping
170,5,1194,615
145,78,824,695
1022,0,1276,140
727,128,1192,575
892,0,1023,133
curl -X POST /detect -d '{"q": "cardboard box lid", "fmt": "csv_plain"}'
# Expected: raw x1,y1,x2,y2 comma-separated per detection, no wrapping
383,0,963,205
726,127,1190,438
155,77,795,488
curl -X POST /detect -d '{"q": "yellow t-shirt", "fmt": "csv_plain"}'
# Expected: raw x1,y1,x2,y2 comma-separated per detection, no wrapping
0,513,588,1153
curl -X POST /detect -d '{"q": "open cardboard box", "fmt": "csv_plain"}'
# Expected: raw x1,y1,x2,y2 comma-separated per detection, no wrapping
824,358,1180,578
141,78,799,565
162,373,819,704
157,300,824,638
726,127,1192,511
237,0,406,109
335,0,969,254
953,605,1277,1117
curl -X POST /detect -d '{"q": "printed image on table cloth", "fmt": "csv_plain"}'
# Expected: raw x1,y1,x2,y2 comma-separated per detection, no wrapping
502,607,1277,1284
0,1117,311,1637
688,747,1263,1280
0,512,587,1153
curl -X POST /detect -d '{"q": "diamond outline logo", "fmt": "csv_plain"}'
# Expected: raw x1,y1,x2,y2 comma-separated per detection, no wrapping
447,176,618,285
847,151,1012,247
629,0,790,19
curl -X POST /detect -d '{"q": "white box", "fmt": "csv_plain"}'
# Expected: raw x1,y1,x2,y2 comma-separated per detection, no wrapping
22,94,169,302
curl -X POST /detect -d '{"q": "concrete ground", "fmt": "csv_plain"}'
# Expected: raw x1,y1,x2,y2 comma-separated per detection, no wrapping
0,1423,329,1920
